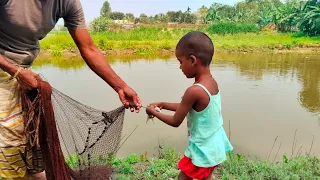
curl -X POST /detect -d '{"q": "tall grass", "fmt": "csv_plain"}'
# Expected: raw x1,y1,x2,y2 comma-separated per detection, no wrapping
39,26,320,55
207,22,260,35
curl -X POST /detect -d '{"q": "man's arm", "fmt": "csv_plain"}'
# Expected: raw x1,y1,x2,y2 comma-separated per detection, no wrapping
0,55,19,76
0,55,39,90
146,87,198,127
68,28,126,92
67,28,141,110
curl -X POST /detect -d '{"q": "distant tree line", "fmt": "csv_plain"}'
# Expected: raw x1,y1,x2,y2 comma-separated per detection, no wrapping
89,0,320,36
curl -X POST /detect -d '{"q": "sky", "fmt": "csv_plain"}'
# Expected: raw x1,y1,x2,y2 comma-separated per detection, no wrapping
79,0,240,23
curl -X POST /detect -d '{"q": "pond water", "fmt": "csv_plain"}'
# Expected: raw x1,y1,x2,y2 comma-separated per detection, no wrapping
32,52,320,161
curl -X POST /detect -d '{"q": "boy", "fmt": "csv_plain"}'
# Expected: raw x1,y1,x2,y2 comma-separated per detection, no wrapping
146,31,233,180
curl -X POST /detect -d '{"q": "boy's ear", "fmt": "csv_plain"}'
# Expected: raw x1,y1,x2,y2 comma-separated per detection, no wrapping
190,55,197,66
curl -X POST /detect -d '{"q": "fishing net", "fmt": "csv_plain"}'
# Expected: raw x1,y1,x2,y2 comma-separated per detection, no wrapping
21,77,126,180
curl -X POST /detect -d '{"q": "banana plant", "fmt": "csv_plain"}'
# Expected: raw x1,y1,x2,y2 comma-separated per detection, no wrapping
298,0,320,36
204,8,220,24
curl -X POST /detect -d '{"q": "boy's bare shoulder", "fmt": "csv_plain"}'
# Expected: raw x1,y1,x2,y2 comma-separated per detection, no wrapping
201,78,219,95
183,85,204,99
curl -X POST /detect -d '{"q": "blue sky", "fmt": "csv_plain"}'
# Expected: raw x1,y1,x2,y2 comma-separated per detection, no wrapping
79,0,240,23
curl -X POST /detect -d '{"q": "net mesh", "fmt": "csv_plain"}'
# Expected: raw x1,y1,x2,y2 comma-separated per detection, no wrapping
52,87,125,180
21,78,126,180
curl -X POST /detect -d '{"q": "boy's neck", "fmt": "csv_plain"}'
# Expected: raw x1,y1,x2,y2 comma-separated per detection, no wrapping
194,67,212,83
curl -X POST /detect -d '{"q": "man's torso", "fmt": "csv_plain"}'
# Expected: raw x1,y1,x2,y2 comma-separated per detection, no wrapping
0,0,85,67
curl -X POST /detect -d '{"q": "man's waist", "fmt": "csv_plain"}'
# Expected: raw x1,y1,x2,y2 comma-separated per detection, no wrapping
0,47,39,68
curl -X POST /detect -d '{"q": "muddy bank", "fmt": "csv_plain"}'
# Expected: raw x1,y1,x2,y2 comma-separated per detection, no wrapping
40,46,320,59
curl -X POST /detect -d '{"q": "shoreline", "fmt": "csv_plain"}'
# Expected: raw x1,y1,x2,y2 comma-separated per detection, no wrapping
40,31,320,58
40,46,320,58
32,49,320,70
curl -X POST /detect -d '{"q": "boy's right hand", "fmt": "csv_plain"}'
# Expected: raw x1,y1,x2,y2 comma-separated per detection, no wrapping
146,103,162,119
149,102,163,110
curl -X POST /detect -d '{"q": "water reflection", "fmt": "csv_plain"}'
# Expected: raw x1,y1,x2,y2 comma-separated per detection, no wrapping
33,52,320,115
297,59,320,114
213,53,320,115
33,53,172,70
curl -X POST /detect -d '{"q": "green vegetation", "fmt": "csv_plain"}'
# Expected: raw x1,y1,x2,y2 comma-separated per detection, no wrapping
42,26,320,56
54,0,319,37
48,1,320,55
220,153,320,179
62,147,320,180
2,147,319,179
204,0,320,36
207,22,259,34
77,0,320,37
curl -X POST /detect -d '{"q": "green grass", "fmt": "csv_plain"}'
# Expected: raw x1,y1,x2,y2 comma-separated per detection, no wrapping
118,150,320,179
1,147,320,180
207,22,260,35
40,26,320,56
108,148,320,180
220,153,320,180
63,147,320,180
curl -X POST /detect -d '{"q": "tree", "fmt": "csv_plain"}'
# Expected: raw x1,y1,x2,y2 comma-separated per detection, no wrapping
217,5,235,22
186,6,191,14
154,13,169,23
100,1,111,18
182,7,197,24
110,12,125,20
183,13,197,24
166,11,175,22
196,6,208,22
139,13,149,23
125,13,135,22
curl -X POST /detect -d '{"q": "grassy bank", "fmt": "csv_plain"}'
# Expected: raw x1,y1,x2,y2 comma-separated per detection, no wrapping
40,27,320,57
95,147,320,180
1,148,319,180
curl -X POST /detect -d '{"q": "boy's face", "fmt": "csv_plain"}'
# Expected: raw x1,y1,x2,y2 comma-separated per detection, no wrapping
175,49,195,78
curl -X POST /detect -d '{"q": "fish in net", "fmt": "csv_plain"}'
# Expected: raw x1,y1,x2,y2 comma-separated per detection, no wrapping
20,77,126,180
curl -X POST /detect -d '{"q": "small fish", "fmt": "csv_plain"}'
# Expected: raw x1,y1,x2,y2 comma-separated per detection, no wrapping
146,115,155,124
144,106,161,124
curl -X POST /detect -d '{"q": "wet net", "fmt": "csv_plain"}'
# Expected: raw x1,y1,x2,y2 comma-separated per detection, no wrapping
21,78,126,180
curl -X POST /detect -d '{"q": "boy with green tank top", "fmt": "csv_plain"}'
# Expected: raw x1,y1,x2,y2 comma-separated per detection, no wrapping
146,31,233,180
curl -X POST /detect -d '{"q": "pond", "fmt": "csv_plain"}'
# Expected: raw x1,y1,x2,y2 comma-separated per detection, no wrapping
32,52,320,161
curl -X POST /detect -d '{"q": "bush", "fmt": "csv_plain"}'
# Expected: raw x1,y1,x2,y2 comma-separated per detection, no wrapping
90,17,112,32
208,22,259,35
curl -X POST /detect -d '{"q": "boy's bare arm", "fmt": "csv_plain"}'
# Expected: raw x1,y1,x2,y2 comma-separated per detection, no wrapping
146,87,198,127
162,103,179,111
149,102,179,111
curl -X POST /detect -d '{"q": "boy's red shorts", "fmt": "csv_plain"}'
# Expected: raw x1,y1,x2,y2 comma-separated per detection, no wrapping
178,155,219,180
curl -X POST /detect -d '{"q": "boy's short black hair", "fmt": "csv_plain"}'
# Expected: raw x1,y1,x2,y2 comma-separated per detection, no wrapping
176,31,214,66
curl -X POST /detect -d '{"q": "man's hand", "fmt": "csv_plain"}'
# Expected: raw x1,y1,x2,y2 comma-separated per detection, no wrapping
16,69,39,90
68,28,143,113
117,85,141,112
